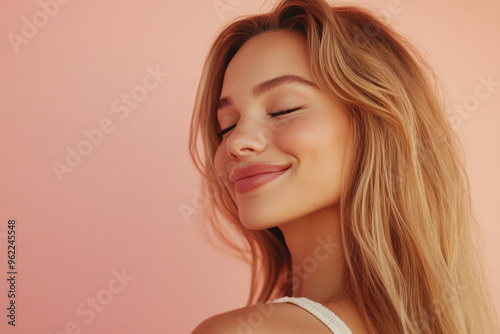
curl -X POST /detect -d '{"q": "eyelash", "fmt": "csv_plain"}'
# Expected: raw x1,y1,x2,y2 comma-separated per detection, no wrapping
217,106,303,138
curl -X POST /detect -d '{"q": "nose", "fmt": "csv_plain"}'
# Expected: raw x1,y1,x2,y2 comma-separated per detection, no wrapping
224,118,268,159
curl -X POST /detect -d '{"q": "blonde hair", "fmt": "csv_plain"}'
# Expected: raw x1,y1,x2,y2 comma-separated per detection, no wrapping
189,0,498,333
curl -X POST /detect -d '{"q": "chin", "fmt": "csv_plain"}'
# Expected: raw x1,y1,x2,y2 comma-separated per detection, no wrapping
238,209,298,231
238,212,281,231
239,216,274,231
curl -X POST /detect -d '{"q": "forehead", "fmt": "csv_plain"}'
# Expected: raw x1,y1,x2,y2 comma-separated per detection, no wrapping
220,30,312,96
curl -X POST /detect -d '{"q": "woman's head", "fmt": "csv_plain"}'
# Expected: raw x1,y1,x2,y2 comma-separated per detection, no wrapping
190,0,497,333
190,0,446,228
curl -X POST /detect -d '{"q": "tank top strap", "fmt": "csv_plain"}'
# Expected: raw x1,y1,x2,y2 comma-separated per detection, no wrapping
271,296,352,334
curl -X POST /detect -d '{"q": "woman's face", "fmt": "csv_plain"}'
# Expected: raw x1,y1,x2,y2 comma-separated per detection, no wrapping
214,30,352,230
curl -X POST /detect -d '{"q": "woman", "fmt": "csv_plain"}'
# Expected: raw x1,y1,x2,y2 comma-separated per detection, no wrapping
189,0,498,333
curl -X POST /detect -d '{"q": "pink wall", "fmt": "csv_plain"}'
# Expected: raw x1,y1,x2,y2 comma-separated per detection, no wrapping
0,0,498,332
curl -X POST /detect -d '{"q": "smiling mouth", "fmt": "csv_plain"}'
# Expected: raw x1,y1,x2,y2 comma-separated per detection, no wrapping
234,167,290,193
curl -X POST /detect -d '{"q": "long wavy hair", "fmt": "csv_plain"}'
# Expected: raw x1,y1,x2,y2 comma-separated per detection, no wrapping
189,0,498,333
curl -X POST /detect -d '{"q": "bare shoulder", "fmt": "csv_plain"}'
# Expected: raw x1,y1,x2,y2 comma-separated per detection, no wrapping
191,301,331,334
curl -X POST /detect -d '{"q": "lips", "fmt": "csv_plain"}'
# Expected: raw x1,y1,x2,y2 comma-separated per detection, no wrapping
230,163,290,193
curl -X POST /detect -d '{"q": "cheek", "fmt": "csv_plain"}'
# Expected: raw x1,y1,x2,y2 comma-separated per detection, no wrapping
214,145,223,171
277,113,350,199
276,114,346,154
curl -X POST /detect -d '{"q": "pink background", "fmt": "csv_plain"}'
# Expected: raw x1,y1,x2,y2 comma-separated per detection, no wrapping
0,0,498,333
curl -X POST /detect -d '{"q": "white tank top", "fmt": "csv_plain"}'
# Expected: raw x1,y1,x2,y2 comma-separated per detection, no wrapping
271,296,352,334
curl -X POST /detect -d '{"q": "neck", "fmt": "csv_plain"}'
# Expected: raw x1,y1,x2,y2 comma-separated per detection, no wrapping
278,205,347,304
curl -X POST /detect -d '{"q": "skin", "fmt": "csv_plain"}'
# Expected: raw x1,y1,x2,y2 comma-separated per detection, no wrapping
195,30,371,333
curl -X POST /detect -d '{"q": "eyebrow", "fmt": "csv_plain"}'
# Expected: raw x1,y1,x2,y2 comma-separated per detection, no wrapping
217,74,319,111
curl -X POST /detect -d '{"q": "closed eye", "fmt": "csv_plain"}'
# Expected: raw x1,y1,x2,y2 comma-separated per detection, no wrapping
217,106,303,138
269,106,303,117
